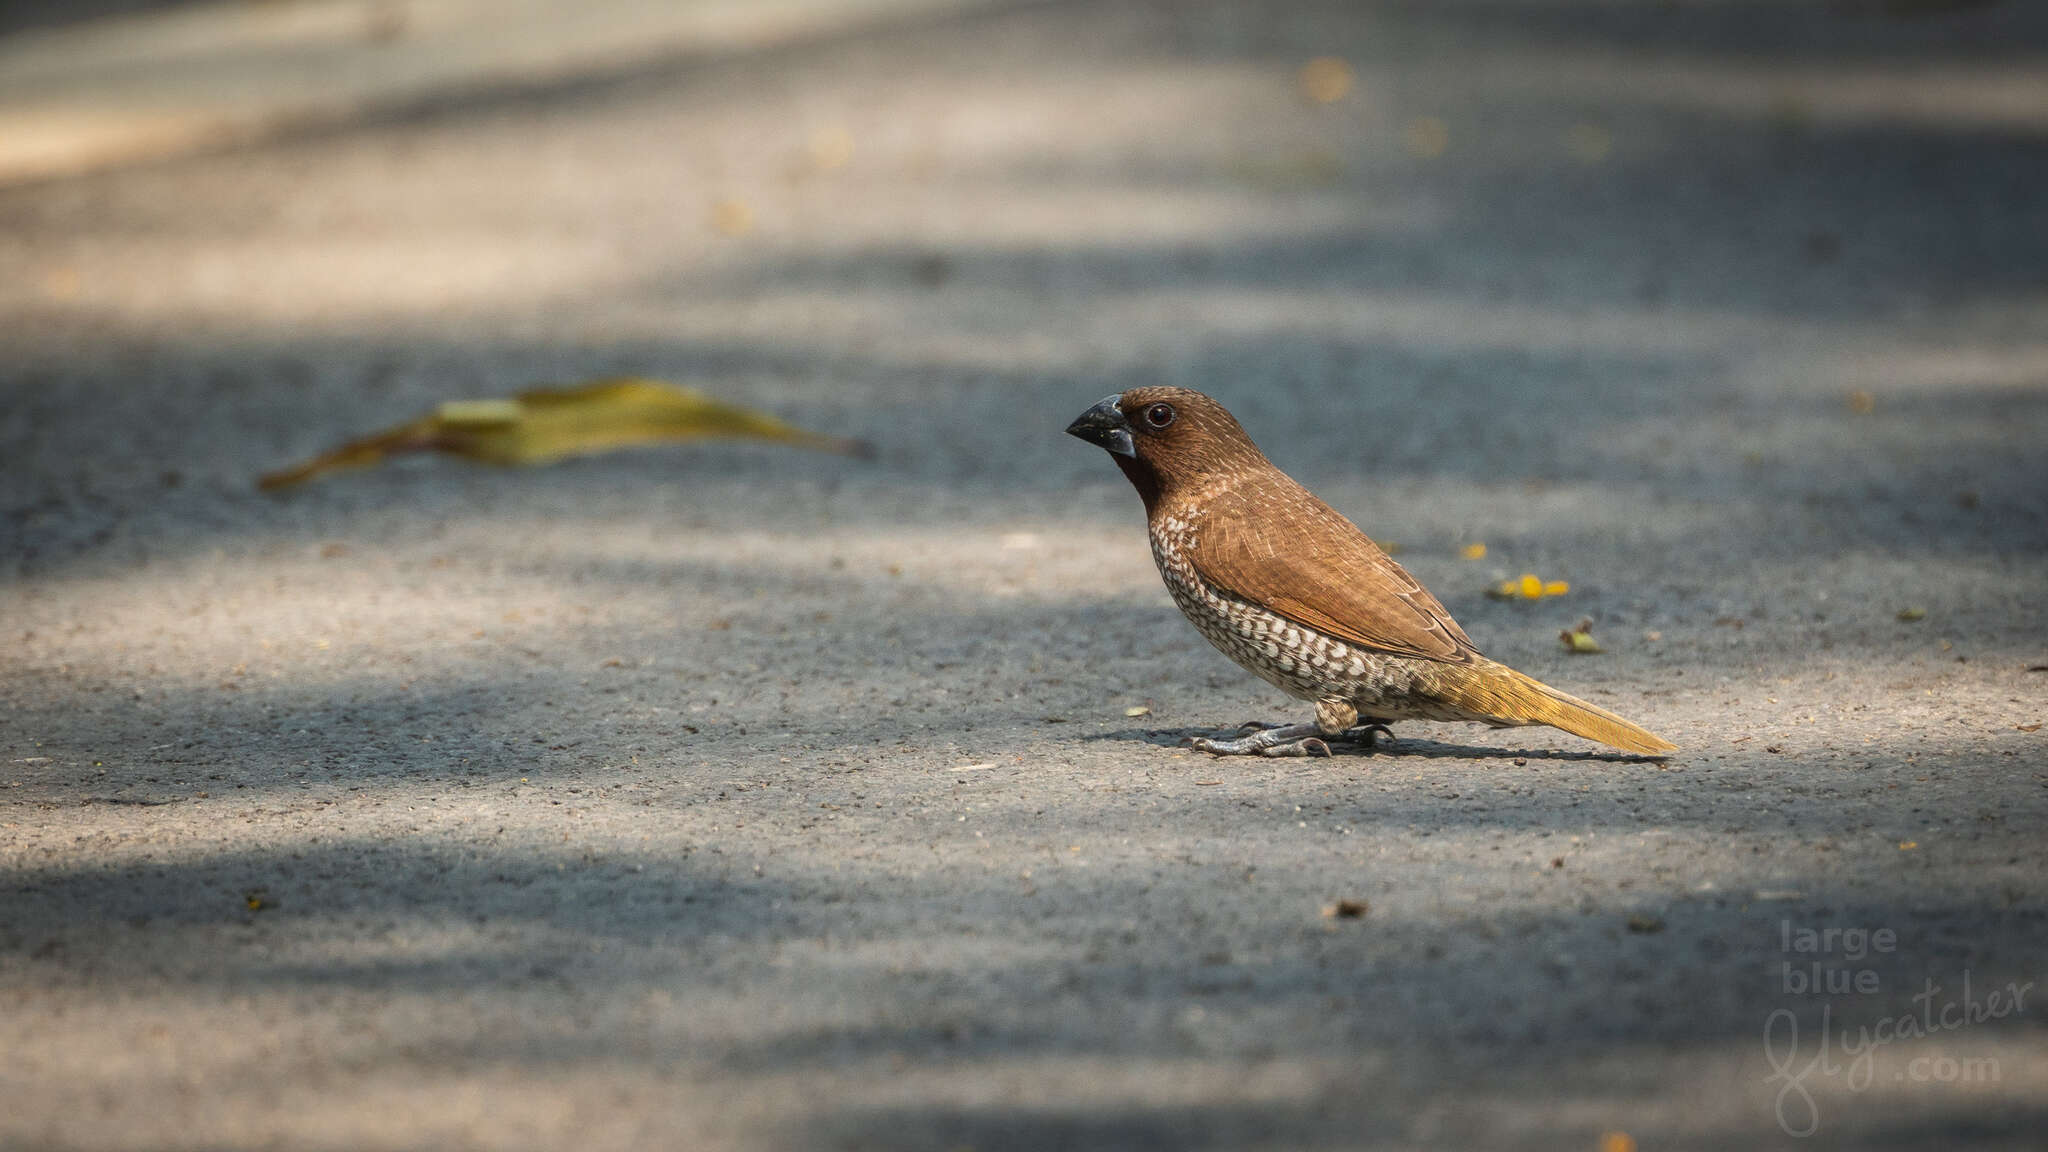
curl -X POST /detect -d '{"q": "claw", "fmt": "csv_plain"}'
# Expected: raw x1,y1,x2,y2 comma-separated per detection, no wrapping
1236,720,1282,734
1345,723,1395,748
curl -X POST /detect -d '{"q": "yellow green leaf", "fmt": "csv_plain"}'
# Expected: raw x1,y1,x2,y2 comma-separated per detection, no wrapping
436,399,522,427
259,377,868,490
1459,542,1487,560
1560,621,1604,653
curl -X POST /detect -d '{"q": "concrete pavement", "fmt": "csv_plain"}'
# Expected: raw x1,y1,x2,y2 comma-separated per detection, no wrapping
2,1,2045,1148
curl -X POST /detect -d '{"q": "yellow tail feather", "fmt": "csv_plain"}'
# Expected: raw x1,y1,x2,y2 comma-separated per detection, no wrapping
1438,662,1677,756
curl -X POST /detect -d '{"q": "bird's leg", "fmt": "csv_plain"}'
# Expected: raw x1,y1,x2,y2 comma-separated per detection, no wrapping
1314,697,1358,737
1184,722,1331,758
1324,699,1396,748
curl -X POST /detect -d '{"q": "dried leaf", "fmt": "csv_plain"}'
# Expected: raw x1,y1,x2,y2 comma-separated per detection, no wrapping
1322,899,1369,919
1625,914,1663,934
1896,607,1926,622
1487,572,1570,601
1560,619,1604,654
1227,149,1345,190
260,377,867,490
1459,542,1487,560
1124,705,1152,718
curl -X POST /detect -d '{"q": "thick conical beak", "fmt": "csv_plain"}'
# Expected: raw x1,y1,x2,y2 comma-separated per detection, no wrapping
1064,395,1135,458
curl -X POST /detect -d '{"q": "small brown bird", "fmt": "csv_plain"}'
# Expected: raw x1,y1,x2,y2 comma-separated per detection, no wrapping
1066,388,1676,757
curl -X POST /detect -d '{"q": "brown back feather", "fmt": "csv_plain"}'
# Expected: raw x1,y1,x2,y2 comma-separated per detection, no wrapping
1181,472,1480,665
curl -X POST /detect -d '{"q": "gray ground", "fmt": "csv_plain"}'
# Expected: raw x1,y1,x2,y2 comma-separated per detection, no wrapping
3,1,2046,1149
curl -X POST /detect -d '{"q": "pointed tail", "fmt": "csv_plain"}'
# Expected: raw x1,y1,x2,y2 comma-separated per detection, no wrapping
1438,662,1678,756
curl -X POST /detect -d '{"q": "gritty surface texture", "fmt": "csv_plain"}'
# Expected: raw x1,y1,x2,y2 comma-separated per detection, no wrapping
3,1,2047,1149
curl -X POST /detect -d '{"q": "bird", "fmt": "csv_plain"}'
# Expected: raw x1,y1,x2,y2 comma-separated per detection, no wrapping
1065,387,1676,758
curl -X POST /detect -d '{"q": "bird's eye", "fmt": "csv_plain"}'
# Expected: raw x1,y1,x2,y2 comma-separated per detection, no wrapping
1144,402,1176,429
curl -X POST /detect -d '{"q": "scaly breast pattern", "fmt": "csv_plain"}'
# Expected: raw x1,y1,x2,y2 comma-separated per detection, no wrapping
1148,511,1444,717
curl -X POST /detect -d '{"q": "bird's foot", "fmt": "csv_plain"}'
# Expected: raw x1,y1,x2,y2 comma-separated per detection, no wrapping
1184,722,1334,758
1342,723,1396,748
1184,720,1395,758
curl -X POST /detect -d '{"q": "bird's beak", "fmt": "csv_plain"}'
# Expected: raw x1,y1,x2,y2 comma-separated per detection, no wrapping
1064,395,1135,458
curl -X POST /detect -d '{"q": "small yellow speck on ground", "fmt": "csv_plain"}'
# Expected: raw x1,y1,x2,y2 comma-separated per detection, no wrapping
44,265,81,301
1297,57,1353,104
711,197,753,236
807,126,853,172
1490,573,1571,600
1566,123,1612,163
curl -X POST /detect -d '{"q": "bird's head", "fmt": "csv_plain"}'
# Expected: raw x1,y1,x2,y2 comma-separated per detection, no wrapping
1064,387,1268,510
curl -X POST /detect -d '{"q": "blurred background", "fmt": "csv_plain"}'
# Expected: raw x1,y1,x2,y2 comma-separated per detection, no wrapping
4,0,2044,566
2,2,2044,1149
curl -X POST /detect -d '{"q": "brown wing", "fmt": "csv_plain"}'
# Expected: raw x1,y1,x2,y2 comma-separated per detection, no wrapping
1184,475,1481,664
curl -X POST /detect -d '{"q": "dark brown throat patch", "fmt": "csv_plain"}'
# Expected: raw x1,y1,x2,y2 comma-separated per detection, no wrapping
1113,452,1163,514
